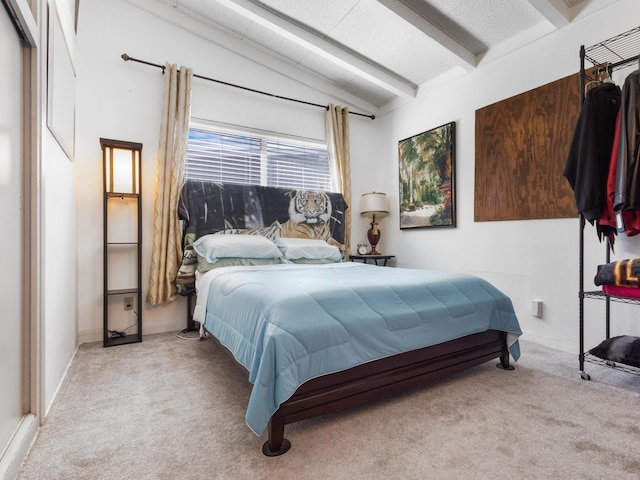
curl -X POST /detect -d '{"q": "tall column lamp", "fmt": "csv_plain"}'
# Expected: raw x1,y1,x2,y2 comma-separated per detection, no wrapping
360,192,389,255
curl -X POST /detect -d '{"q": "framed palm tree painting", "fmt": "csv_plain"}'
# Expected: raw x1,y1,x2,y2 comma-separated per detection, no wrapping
398,122,456,229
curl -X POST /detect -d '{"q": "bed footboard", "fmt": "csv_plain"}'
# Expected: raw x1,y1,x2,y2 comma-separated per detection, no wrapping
262,329,512,456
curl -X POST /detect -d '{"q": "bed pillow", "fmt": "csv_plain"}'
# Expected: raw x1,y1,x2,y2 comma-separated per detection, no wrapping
197,255,284,273
192,234,282,263
275,237,342,262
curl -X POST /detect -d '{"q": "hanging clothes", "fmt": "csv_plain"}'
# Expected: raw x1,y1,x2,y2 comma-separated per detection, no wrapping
598,110,640,244
564,82,621,225
613,69,640,212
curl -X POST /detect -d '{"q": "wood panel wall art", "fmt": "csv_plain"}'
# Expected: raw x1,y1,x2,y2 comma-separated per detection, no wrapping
474,73,580,221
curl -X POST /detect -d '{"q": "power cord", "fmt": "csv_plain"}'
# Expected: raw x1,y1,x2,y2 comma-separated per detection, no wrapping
175,326,208,341
108,311,139,338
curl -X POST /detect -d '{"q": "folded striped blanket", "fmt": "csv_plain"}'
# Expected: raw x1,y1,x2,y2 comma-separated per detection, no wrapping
594,259,640,287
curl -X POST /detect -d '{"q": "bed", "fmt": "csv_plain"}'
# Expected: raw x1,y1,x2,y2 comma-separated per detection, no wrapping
177,180,522,456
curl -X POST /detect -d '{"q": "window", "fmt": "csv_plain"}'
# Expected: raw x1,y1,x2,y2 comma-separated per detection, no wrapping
185,122,333,191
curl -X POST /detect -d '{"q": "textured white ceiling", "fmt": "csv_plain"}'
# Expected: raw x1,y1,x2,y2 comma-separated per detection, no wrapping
145,0,616,115
401,0,545,54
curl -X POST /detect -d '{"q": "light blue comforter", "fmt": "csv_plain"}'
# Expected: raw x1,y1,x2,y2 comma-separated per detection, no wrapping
195,262,522,435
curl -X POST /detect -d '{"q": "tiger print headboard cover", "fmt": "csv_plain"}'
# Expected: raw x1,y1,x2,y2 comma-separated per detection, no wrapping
176,180,348,295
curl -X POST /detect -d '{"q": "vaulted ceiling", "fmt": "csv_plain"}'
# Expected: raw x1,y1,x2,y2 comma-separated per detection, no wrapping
138,0,620,116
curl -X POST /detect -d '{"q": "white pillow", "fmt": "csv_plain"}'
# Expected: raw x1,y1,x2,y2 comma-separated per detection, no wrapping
275,237,342,262
192,234,282,263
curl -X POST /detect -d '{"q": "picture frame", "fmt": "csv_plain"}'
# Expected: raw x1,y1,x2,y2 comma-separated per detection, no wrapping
398,122,456,229
47,3,77,160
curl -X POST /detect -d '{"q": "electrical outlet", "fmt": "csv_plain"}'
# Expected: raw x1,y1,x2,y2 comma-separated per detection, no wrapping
531,300,543,318
124,297,134,311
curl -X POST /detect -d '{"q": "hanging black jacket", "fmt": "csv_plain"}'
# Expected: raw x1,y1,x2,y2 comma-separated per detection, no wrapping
564,82,621,223
613,70,640,211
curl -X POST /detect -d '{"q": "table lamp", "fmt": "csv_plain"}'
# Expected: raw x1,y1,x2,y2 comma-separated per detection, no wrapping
360,192,389,255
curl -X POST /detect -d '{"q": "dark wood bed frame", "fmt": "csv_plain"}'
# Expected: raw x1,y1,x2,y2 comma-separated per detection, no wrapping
187,297,513,456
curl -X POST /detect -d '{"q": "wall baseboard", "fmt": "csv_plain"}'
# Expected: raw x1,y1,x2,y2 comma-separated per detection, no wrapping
77,328,102,345
0,413,38,480
521,332,576,355
79,319,187,346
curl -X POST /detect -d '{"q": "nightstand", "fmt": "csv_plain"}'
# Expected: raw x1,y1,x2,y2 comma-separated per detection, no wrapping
349,254,395,266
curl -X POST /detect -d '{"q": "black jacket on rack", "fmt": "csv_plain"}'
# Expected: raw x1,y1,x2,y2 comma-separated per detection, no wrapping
564,82,621,223
613,69,640,212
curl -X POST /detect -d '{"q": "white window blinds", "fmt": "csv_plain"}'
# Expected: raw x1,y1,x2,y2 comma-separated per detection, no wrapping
185,124,332,191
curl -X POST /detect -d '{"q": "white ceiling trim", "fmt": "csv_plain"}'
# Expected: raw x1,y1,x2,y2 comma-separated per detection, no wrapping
376,0,477,72
527,0,571,27
477,19,556,66
125,0,381,115
379,64,468,116
216,0,418,99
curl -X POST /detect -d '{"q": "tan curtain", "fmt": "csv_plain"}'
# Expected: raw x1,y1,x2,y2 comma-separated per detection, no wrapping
147,64,193,305
325,104,351,258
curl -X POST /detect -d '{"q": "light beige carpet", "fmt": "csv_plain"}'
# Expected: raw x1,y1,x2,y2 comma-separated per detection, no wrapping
17,332,640,480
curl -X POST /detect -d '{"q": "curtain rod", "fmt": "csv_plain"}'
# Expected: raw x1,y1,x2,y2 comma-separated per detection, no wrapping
121,54,375,120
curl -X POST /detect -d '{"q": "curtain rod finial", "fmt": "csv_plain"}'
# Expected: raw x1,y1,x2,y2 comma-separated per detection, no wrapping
121,53,130,61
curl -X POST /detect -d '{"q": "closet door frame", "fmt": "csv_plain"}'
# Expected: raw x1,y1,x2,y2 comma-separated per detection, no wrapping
0,1,42,478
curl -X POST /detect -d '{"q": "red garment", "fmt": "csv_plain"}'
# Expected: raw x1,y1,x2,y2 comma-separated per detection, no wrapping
599,110,640,244
603,284,640,298
613,70,640,210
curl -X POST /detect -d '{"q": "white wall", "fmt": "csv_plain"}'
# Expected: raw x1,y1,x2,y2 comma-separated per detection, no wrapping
74,0,378,342
43,132,78,408
41,0,79,414
74,0,640,356
374,0,640,353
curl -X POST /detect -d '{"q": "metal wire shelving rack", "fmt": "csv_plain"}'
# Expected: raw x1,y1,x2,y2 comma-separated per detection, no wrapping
578,26,640,380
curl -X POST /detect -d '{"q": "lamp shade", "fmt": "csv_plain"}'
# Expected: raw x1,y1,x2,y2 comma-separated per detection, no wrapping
101,138,142,195
360,192,389,217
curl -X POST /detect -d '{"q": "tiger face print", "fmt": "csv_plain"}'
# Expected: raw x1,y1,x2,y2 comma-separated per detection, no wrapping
287,190,332,225
281,190,342,248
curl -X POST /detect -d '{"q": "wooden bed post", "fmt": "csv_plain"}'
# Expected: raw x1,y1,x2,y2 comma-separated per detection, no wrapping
497,334,515,370
186,294,197,332
497,354,514,370
262,418,291,456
